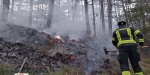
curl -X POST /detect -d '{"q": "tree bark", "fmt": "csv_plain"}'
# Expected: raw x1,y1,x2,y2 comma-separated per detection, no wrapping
99,0,105,36
107,0,112,36
18,0,22,10
121,0,128,25
84,0,91,35
81,0,84,23
11,0,15,13
72,0,78,21
92,0,96,36
46,0,54,28
1,0,10,22
37,0,40,15
1,0,3,5
29,0,33,25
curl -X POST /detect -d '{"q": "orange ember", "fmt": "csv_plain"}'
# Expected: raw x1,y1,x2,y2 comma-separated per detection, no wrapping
70,55,75,59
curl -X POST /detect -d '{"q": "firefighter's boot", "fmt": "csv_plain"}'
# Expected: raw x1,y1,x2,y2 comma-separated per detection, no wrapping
122,71,131,75
134,72,143,75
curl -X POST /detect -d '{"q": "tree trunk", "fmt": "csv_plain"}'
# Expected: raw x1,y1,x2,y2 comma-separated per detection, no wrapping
72,0,78,21
81,0,84,23
42,3,44,21
121,0,128,26
1,0,3,5
107,0,112,36
11,0,15,13
37,0,40,15
84,0,91,35
92,0,96,36
99,0,105,36
18,0,22,10
46,0,54,28
29,0,33,25
1,0,10,22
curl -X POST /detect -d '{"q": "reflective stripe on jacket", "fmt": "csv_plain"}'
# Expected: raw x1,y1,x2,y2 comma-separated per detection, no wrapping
112,26,144,48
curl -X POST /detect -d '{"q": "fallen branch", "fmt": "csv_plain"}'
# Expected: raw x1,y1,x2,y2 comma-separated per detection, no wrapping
41,62,50,72
18,57,27,73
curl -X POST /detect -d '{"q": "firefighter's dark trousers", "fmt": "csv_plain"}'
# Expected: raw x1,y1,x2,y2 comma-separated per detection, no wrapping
118,46,142,73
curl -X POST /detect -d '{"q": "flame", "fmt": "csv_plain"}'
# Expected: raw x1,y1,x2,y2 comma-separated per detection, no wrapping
55,35,61,42
56,35,60,39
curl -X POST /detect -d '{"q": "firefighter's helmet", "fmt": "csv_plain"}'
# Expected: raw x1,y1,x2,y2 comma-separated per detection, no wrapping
118,21,126,26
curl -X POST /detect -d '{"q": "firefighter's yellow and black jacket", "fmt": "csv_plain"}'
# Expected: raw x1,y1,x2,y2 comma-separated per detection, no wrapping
112,25,144,75
112,26,144,48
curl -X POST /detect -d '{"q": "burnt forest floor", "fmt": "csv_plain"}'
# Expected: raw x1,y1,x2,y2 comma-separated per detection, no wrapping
0,37,150,75
1,52,149,75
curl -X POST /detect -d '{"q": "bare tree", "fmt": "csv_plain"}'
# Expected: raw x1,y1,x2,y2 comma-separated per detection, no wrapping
11,0,15,13
107,0,112,36
0,0,3,5
84,0,91,35
37,0,40,15
29,0,33,25
72,0,78,21
46,0,54,28
99,0,105,36
18,0,22,10
81,0,84,23
120,0,129,26
92,0,96,36
1,0,10,22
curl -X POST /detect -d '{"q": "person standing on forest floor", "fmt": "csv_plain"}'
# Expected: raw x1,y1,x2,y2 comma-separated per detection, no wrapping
112,21,144,75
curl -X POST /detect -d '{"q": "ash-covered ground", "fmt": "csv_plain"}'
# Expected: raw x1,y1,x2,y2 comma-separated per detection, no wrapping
0,23,117,75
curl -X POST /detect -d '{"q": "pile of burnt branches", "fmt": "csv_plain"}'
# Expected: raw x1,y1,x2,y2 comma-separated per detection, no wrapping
0,36,113,74
0,37,75,73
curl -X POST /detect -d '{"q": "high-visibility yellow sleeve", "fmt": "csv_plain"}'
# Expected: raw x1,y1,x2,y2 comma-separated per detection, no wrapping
134,29,140,36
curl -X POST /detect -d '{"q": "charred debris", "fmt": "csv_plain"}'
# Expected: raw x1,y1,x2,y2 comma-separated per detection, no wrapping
0,24,113,74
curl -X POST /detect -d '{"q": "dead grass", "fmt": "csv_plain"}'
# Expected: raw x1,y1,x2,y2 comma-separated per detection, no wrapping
139,51,150,75
108,59,121,75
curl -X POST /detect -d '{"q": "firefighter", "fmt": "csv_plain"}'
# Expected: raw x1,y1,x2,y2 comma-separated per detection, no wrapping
112,21,144,75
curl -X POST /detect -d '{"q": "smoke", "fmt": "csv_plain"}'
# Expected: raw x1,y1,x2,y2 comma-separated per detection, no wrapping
6,0,118,57
0,0,118,57
0,0,117,40
0,0,118,74
0,0,119,35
